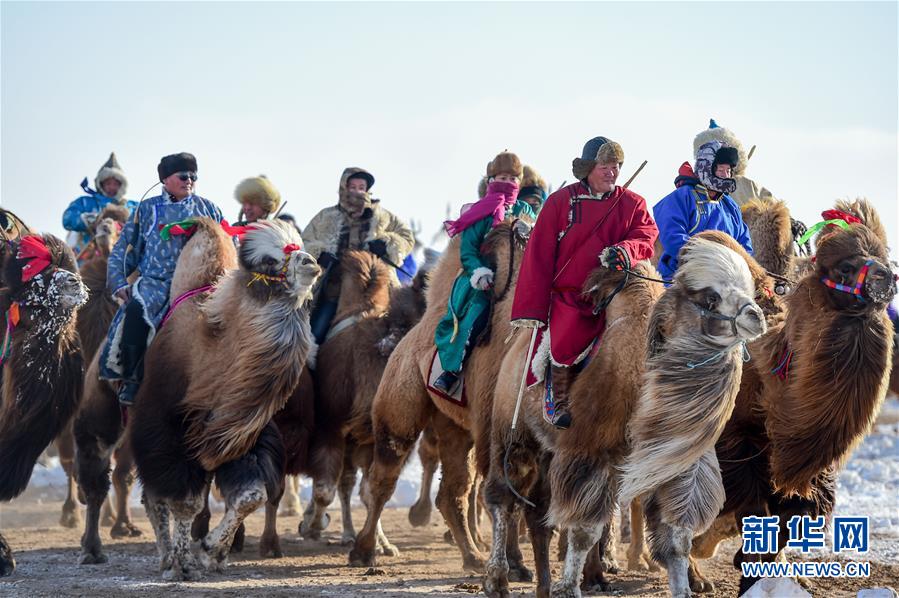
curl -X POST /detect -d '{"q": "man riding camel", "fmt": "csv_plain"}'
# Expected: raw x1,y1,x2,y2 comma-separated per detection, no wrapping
302,167,415,344
62,152,137,260
100,152,224,406
510,136,658,429
653,120,754,280
233,175,282,225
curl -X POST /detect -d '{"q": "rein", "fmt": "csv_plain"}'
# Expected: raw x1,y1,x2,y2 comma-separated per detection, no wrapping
160,285,214,328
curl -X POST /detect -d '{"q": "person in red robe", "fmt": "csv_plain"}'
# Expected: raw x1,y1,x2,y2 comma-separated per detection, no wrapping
510,136,658,429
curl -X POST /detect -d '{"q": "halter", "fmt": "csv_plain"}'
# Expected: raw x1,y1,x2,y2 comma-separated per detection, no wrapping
247,243,304,288
821,259,874,303
697,301,755,337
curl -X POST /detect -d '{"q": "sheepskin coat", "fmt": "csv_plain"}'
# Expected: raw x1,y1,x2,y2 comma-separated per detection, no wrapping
511,182,657,372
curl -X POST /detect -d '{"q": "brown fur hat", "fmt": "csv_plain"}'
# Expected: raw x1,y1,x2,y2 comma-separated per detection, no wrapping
477,176,488,199
693,119,748,176
486,151,523,179
234,175,282,214
572,137,625,180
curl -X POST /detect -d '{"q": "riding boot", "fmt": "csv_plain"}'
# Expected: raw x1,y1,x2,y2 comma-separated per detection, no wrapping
117,344,145,406
550,364,576,429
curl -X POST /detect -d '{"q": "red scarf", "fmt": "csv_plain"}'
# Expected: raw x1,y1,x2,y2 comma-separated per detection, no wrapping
17,236,53,282
444,180,519,237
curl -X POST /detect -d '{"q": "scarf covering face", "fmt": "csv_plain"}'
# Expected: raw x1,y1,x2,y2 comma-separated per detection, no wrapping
339,189,372,217
695,140,737,195
444,180,519,237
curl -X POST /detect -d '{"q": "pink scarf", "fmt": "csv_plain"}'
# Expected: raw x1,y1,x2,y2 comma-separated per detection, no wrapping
444,181,519,237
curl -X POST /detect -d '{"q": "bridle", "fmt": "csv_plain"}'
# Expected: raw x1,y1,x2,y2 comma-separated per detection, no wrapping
821,259,875,303
695,301,756,338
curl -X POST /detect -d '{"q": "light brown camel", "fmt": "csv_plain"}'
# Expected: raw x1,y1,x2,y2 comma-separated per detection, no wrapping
0,233,87,576
58,205,131,532
484,258,665,598
298,250,429,555
688,209,896,596
348,219,531,573
130,219,320,580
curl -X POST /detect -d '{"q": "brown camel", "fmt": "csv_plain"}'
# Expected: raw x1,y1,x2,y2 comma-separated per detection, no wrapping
130,219,320,580
0,233,87,576
348,219,531,573
58,205,132,532
298,250,429,555
688,217,896,596
484,258,665,598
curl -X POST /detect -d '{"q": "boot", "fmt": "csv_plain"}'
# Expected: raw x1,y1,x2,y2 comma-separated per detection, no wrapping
117,344,144,406
433,370,460,394
549,364,576,429
117,381,140,406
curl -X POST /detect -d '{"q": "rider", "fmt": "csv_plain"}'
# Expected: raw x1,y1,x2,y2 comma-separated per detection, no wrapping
233,175,282,225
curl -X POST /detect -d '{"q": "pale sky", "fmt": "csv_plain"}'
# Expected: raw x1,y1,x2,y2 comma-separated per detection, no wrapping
2,1,897,253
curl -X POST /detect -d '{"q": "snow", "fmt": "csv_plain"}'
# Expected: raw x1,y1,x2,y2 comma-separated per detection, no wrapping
742,577,811,597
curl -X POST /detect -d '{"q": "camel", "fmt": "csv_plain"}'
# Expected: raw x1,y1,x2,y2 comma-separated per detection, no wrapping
0,233,87,576
298,250,429,554
348,219,531,573
129,218,320,580
484,258,665,598
58,205,131,532
688,207,896,595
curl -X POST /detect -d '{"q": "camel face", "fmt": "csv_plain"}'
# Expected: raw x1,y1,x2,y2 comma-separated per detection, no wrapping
677,238,766,345
239,220,322,303
48,269,89,311
815,225,896,309
91,217,121,257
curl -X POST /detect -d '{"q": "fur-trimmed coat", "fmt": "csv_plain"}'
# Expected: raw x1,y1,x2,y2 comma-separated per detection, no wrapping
62,186,137,256
511,182,657,372
302,201,414,285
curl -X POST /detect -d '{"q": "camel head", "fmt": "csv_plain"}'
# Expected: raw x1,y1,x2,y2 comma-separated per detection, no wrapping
675,237,767,345
239,220,321,306
813,224,895,310
1,234,87,319
90,205,129,257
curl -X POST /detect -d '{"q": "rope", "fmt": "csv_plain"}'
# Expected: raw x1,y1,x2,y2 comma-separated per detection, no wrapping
718,443,769,464
503,441,536,508
686,339,750,369
624,267,671,285
592,270,629,315
160,285,214,328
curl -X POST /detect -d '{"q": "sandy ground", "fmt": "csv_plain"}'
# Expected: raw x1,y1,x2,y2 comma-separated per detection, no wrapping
1,494,897,598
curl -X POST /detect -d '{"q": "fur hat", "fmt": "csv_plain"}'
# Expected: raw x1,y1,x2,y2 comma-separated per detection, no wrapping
157,152,198,182
234,175,282,214
477,176,488,199
486,151,523,179
519,165,548,203
572,136,625,180
694,119,748,176
94,152,128,201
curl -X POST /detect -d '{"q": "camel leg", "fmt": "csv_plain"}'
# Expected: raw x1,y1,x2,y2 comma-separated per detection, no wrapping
57,424,82,529
300,441,342,541
338,443,358,546
0,532,15,577
109,442,141,538
408,424,439,527
643,495,693,598
482,493,515,598
259,499,284,558
468,475,488,553
687,514,738,593
143,492,173,572
433,413,485,574
599,509,620,574
551,523,606,598
74,417,121,564
279,474,302,517
348,378,428,568
523,477,553,598
201,481,266,572
166,492,206,581
191,485,212,541
627,498,657,571
100,494,116,527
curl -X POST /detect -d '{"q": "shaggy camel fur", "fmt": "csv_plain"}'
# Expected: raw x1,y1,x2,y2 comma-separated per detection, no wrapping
739,196,795,279
59,205,131,532
128,219,319,580
616,238,766,598
689,221,896,596
300,250,428,555
348,220,530,573
0,234,87,576
484,260,664,598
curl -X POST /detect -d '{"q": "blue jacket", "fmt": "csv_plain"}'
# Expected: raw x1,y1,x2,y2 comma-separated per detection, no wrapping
653,184,753,279
62,192,138,233
100,192,223,380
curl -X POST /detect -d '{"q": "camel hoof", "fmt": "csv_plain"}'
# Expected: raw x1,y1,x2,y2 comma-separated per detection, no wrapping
462,554,486,575
603,558,620,575
162,563,203,582
348,546,376,568
78,550,108,565
0,557,14,578
279,505,300,517
507,563,533,583
59,507,81,528
483,566,511,598
549,580,582,598
340,531,356,546
299,512,330,541
690,577,714,593
259,536,283,559
443,529,456,546
110,521,142,538
583,579,613,593
376,542,399,557
628,557,648,571
407,502,432,527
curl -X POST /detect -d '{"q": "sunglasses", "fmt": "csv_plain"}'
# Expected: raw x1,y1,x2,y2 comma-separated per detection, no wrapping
177,172,198,182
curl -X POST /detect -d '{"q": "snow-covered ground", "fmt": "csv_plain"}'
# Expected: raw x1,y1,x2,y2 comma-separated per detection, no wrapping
23,400,899,564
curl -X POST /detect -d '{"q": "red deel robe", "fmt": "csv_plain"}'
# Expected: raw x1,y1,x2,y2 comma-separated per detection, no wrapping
511,182,658,378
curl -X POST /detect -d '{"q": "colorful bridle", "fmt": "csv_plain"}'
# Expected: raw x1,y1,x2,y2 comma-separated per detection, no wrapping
821,259,875,303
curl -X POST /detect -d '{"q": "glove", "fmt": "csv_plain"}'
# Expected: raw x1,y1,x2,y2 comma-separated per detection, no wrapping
317,251,338,268
366,239,388,258
80,212,99,228
600,246,630,272
512,219,532,238
470,268,494,291
511,318,544,329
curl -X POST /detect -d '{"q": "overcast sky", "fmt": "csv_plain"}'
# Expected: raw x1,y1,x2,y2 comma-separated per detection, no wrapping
2,1,896,252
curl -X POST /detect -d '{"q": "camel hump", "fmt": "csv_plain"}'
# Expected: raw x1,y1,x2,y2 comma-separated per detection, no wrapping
169,218,237,300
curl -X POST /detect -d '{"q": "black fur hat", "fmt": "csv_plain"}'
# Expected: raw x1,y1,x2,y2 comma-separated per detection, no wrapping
157,152,198,182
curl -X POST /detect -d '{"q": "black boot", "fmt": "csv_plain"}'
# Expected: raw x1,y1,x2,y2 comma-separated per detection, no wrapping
117,344,144,406
549,365,575,429
433,371,460,394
